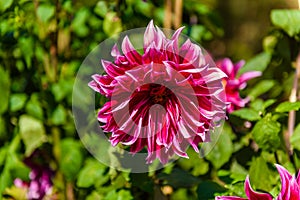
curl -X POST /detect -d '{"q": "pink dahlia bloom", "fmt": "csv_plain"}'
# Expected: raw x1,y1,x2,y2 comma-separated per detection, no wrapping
216,58,261,113
89,20,226,164
216,164,300,200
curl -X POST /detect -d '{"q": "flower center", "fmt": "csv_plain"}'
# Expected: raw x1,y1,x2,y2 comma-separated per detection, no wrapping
149,84,170,105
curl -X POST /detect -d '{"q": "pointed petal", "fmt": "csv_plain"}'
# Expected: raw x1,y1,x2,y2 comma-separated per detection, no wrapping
276,164,293,200
238,71,262,83
122,36,142,65
245,176,273,200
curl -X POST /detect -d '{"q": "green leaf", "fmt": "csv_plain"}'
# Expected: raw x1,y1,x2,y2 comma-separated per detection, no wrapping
271,10,300,37
77,159,107,188
0,0,13,12
52,105,67,125
275,101,300,113
10,93,27,112
0,168,12,197
205,128,233,169
0,146,7,166
263,99,277,110
103,12,122,37
94,1,107,17
25,94,44,120
104,190,133,200
231,108,261,121
0,66,10,114
19,115,47,156
72,8,90,37
291,124,300,150
37,4,55,23
0,116,7,139
248,80,275,100
251,114,281,152
197,181,226,200
157,168,201,188
230,161,248,183
60,138,83,181
238,52,271,75
249,157,273,191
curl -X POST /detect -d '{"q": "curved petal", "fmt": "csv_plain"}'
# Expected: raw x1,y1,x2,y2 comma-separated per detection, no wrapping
245,176,273,200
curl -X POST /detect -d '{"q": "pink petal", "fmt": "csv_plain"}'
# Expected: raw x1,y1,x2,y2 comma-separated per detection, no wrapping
233,60,245,75
121,36,142,65
276,164,293,200
238,71,262,84
245,176,273,200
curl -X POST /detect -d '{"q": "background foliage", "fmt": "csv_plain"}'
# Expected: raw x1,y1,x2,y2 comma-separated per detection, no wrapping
0,0,300,199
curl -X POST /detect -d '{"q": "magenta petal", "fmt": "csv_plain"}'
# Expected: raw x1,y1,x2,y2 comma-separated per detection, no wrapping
276,164,293,200
233,60,245,75
297,170,300,185
122,36,142,65
245,176,273,200
238,71,262,84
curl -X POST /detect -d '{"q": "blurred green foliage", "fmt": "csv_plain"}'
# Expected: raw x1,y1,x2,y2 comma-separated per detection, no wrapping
0,0,300,200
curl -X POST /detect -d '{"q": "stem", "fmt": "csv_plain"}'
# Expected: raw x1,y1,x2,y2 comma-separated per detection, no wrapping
286,52,300,155
164,0,172,29
174,0,183,29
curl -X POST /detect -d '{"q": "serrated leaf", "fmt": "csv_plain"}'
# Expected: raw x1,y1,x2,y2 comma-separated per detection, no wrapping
251,115,281,152
231,108,261,121
238,52,271,75
19,115,47,156
0,66,10,114
60,139,83,181
275,101,300,113
77,159,107,188
248,80,275,100
271,10,300,37
37,4,55,23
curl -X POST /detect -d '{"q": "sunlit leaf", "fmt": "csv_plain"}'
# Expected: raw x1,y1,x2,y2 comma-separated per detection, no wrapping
248,80,275,100
275,101,300,113
238,52,271,75
37,4,55,23
251,114,281,152
19,115,47,156
77,159,108,188
271,10,300,37
231,108,261,121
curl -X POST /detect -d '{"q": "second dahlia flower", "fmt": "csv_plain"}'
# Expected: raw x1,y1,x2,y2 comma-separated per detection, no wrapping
89,20,226,164
216,164,300,200
216,58,261,113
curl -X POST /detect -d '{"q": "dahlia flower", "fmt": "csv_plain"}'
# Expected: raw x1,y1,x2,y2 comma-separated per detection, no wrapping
14,152,54,200
216,164,300,200
216,58,261,113
89,20,226,164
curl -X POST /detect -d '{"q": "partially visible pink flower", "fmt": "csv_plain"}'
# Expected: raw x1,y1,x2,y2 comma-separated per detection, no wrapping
14,151,54,200
216,58,261,113
89,20,226,164
216,164,300,200
275,164,300,200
